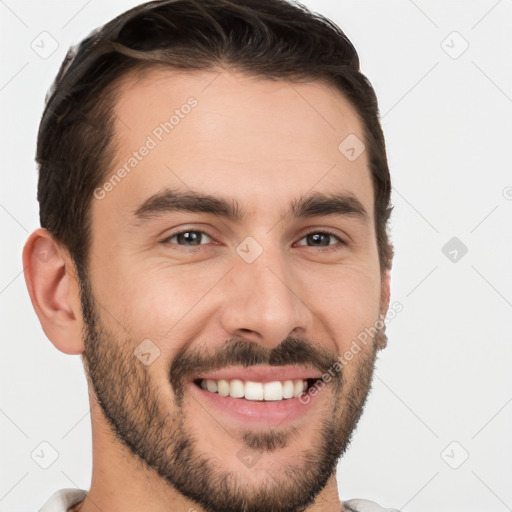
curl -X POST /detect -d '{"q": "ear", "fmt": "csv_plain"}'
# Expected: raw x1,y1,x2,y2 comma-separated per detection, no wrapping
374,269,391,351
380,269,391,319
22,228,84,354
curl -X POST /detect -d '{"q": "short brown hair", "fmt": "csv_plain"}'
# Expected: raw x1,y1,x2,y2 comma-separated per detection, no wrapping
37,0,393,277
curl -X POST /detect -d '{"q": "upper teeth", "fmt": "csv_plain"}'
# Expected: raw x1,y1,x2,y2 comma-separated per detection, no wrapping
199,379,308,401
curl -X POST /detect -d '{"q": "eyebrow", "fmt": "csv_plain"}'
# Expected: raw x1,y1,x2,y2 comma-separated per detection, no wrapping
132,188,369,225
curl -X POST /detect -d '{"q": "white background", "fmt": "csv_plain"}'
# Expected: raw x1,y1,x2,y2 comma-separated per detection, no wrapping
1,1,511,511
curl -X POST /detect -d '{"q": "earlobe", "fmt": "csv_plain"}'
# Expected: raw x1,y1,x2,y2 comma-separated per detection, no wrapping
22,228,85,355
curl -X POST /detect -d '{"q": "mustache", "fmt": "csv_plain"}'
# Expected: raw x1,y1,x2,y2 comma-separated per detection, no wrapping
170,336,341,400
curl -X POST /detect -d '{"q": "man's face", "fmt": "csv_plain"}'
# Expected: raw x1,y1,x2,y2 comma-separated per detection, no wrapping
81,68,388,512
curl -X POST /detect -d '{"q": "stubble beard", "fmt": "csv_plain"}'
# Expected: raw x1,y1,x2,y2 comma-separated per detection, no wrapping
78,273,382,512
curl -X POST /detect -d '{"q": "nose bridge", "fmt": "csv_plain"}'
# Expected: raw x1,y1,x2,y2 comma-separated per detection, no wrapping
220,242,312,346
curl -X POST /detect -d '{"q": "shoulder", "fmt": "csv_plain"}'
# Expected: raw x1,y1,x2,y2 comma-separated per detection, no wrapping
343,498,402,512
38,489,87,512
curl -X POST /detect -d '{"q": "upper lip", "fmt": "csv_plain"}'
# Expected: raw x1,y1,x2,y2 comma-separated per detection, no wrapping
193,365,323,383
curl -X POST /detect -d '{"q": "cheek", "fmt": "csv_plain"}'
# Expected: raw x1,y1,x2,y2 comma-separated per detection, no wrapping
307,265,382,350
91,257,225,345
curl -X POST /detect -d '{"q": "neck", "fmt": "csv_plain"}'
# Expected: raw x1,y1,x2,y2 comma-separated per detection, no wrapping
71,479,342,512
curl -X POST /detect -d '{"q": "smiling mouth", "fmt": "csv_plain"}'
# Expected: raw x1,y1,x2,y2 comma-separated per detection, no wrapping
193,378,320,402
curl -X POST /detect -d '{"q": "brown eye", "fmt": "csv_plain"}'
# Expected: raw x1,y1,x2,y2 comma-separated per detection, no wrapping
297,232,343,248
164,230,212,246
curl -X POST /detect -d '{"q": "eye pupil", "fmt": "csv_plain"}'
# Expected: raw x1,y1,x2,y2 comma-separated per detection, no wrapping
307,233,330,246
179,231,201,245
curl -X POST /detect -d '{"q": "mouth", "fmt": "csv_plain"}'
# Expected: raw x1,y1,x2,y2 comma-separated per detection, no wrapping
187,366,325,427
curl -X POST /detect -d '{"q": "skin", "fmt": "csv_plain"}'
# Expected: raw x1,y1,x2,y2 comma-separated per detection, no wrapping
23,67,391,512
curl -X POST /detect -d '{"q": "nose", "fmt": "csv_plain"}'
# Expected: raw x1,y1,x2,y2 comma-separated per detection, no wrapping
219,244,314,348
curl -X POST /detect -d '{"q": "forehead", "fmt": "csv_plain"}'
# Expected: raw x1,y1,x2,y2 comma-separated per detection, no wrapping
96,66,374,224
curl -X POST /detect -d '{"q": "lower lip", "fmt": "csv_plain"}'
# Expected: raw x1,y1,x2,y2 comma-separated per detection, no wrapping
188,382,319,427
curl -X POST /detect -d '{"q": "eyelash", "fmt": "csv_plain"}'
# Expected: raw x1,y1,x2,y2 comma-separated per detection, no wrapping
160,229,347,252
